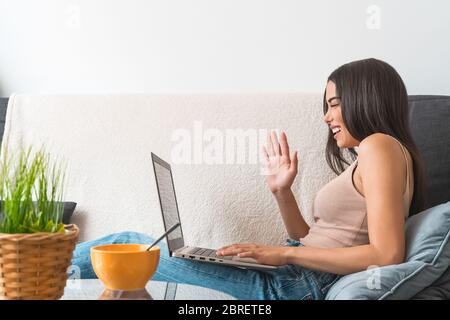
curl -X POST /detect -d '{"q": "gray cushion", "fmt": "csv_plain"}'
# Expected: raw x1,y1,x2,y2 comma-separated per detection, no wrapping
61,201,77,224
0,97,8,141
325,201,450,300
408,96,450,208
412,266,450,299
0,201,77,225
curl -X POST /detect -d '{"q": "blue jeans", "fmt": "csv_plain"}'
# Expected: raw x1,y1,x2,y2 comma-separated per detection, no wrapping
72,231,340,300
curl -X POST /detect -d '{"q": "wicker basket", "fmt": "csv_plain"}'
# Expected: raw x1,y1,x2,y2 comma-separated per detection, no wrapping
0,224,79,300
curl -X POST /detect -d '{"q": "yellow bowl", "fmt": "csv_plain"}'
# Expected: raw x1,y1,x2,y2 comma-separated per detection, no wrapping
90,244,160,291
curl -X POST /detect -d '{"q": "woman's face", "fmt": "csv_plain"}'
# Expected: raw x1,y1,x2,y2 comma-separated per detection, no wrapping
324,81,360,148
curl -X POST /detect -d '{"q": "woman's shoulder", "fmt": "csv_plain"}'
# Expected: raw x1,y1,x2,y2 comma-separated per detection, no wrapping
357,133,407,173
358,133,404,156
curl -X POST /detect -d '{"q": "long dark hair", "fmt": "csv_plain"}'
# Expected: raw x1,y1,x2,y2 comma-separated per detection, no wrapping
324,58,427,216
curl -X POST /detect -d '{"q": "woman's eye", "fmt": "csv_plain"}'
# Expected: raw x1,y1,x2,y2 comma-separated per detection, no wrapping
330,104,339,108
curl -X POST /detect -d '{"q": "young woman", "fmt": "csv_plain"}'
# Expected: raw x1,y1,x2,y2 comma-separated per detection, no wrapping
72,58,426,300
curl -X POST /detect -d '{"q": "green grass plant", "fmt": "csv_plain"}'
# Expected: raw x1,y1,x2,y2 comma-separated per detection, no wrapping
0,146,67,233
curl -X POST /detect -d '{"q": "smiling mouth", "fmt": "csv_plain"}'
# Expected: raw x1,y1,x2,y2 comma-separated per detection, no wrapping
331,127,341,137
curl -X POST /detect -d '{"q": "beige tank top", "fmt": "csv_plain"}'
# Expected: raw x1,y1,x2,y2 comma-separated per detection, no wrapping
300,136,414,248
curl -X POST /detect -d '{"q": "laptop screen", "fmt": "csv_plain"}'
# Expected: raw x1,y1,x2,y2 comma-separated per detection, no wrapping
151,153,185,253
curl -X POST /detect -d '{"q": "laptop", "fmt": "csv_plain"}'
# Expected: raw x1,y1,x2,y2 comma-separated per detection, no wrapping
151,152,278,271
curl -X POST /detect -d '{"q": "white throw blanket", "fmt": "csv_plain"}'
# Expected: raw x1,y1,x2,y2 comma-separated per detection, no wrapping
2,93,337,246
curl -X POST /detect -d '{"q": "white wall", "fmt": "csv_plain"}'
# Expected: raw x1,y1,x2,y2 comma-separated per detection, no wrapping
0,0,449,96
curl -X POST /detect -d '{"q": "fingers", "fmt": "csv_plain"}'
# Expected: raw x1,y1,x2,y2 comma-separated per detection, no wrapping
266,132,275,156
290,150,299,173
237,251,255,258
260,145,269,164
216,244,258,256
279,131,290,158
271,131,281,155
217,243,239,252
217,247,243,256
266,131,287,157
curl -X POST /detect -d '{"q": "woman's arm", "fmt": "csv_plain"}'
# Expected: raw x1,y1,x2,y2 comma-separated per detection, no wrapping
273,189,310,240
285,244,396,275
222,134,407,274
263,131,309,239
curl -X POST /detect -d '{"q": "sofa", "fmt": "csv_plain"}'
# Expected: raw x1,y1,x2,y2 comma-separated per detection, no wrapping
0,94,448,299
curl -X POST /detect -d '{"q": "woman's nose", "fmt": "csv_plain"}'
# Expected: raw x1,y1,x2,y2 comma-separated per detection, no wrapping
323,108,332,123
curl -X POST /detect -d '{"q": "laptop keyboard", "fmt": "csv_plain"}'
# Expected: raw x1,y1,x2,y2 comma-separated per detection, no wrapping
187,247,233,260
